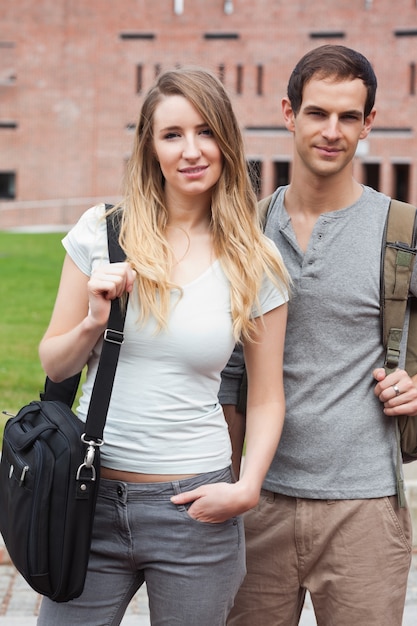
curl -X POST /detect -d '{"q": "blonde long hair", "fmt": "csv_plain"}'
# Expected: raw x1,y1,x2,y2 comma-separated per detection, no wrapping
112,67,290,342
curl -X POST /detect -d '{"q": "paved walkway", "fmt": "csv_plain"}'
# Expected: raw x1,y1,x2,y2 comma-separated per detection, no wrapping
0,549,416,625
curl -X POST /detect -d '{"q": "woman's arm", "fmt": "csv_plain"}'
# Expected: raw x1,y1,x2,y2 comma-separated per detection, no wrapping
39,254,135,382
237,302,287,504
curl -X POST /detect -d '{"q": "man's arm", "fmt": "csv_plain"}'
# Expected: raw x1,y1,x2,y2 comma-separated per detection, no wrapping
223,405,246,479
219,344,246,478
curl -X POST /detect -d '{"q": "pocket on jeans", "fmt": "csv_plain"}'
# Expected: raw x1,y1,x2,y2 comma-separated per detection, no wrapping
382,496,413,552
174,501,238,529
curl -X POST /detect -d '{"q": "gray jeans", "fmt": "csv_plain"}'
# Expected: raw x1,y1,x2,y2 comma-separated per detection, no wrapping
38,467,246,626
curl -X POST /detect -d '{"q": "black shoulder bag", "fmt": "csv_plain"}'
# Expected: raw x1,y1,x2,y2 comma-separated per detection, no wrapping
0,210,126,602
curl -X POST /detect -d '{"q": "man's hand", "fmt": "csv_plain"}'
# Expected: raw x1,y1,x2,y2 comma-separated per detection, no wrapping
373,368,417,417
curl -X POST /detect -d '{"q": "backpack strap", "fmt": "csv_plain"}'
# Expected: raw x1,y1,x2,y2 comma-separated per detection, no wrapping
382,199,417,374
381,198,417,506
258,194,273,226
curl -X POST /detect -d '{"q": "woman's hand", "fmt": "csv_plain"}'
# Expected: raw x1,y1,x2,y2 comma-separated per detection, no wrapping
87,262,136,328
39,256,136,381
170,481,258,523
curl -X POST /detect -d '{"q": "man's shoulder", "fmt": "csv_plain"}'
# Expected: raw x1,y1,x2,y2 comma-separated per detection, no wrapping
260,186,287,218
358,185,390,207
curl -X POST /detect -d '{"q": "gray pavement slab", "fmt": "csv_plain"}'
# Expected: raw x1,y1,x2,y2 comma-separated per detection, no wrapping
0,557,416,625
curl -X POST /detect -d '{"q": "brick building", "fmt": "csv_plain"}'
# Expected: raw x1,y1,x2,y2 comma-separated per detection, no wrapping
1,0,417,228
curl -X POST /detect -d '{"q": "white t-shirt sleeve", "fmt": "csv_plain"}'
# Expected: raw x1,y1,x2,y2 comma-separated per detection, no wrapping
62,204,109,275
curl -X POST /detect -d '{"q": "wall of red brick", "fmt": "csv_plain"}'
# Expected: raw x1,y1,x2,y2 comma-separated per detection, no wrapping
1,0,417,228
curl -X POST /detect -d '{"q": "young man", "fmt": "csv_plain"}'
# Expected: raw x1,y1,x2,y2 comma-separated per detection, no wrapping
220,45,417,626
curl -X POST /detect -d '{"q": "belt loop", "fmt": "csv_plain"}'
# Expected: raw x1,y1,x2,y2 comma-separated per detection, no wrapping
261,488,275,503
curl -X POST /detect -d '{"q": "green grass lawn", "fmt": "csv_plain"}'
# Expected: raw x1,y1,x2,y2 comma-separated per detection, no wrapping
0,231,67,446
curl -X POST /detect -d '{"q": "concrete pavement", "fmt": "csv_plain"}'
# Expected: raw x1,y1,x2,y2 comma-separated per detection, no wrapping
0,553,416,625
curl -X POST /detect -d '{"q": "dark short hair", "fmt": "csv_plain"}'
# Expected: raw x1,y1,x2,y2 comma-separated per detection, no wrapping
287,44,377,117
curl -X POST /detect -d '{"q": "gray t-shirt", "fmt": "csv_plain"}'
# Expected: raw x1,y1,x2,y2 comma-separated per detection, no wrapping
220,185,417,499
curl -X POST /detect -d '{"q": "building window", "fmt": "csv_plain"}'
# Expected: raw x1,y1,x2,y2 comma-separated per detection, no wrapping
394,29,417,37
392,163,410,202
0,171,16,199
256,65,264,96
274,161,290,188
310,32,345,39
136,64,143,93
410,62,416,95
0,41,16,86
0,121,17,129
174,0,184,14
119,33,155,40
363,162,380,191
204,33,239,40
236,64,243,95
247,160,262,197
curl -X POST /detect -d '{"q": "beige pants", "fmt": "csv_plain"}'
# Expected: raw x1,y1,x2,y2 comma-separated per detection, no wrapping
228,491,412,626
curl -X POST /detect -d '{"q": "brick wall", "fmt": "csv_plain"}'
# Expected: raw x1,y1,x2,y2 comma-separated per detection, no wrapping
1,0,417,228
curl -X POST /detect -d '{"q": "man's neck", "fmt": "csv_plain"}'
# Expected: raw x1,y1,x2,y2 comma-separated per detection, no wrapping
284,170,363,216
282,172,364,253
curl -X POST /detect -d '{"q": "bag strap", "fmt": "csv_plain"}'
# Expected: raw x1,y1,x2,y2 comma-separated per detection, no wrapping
82,208,127,442
382,199,417,374
41,205,126,445
40,371,81,406
381,198,417,506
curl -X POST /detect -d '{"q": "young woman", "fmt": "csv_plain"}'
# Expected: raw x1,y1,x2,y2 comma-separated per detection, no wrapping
37,67,290,626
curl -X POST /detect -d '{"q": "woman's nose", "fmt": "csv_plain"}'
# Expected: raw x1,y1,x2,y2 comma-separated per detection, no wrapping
182,137,201,159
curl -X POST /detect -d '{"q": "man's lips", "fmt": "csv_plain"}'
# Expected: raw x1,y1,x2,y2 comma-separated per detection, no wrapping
315,145,342,156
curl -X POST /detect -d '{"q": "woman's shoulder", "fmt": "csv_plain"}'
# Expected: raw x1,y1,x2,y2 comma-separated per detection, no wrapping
73,203,107,229
62,203,109,275
65,203,108,241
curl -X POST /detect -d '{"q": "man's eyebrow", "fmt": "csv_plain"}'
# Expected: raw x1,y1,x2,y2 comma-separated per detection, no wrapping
303,104,326,112
303,104,363,117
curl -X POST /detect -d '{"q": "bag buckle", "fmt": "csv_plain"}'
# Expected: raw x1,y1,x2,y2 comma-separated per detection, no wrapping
104,328,124,345
81,435,104,467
